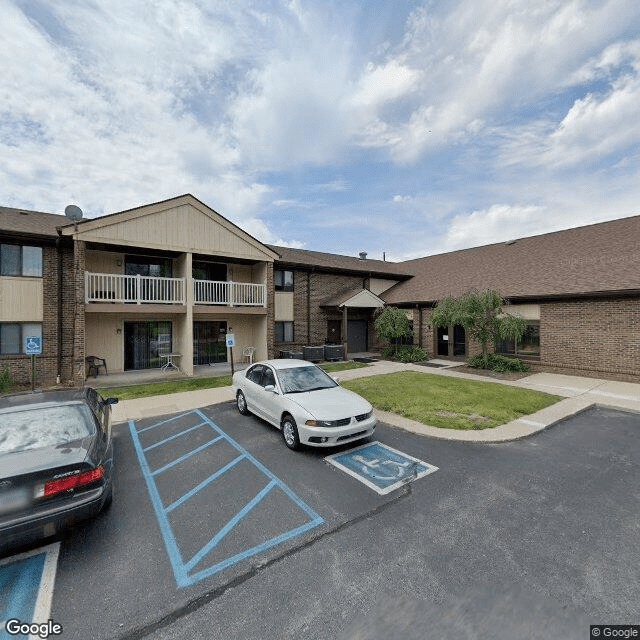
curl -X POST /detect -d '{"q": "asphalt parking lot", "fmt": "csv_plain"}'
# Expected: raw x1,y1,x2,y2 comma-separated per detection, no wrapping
3,403,639,639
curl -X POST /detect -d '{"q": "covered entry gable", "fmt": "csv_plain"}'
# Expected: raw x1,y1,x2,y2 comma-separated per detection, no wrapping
60,194,278,262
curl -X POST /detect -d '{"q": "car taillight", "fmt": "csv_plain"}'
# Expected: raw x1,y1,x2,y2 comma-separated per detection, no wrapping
42,467,105,497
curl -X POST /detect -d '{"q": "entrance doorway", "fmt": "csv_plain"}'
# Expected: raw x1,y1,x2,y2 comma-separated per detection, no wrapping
193,321,227,365
347,320,368,353
124,321,172,370
435,325,466,358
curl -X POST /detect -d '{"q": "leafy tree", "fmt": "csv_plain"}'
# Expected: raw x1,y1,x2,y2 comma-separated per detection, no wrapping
430,289,527,368
374,306,412,355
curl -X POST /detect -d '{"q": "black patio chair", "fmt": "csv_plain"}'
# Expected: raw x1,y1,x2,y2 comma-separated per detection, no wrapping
86,356,108,378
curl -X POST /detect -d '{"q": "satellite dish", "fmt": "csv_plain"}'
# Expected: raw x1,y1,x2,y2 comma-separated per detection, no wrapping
64,205,83,222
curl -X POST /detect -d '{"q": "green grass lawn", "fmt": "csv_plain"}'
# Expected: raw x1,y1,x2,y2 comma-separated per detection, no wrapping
100,375,233,401
319,361,370,373
99,361,368,400
342,371,561,430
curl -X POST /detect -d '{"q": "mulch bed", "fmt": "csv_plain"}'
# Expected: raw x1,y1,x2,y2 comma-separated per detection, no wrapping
452,365,531,382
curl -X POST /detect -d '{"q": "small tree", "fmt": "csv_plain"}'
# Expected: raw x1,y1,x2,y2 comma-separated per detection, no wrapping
375,306,412,356
430,289,526,368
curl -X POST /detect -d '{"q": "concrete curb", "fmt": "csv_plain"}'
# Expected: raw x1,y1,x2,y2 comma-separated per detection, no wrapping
112,360,640,442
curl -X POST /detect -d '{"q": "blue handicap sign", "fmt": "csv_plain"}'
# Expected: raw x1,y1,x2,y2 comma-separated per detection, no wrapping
24,336,42,355
326,442,438,495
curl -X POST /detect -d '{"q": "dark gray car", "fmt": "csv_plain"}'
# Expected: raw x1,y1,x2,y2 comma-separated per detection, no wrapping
0,388,117,555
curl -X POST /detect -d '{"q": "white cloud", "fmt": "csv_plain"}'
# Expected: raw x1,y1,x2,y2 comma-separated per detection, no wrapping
444,204,547,249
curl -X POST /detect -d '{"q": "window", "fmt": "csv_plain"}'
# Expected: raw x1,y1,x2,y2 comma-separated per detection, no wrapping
0,245,41,277
0,323,42,355
497,321,540,358
275,321,294,343
274,270,294,292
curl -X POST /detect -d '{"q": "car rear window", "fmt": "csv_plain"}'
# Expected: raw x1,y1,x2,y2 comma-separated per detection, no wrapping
0,402,96,454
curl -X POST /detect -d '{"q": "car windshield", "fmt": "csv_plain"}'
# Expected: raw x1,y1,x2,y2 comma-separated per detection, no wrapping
0,402,96,454
277,366,338,394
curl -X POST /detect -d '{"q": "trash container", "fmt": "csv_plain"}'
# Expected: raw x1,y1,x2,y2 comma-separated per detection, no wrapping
279,350,292,359
290,352,303,360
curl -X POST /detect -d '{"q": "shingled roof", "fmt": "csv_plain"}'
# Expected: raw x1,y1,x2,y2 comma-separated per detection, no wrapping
382,214,640,304
268,244,413,278
0,206,67,239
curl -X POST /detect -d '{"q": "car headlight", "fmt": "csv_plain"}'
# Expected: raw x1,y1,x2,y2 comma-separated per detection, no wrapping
305,419,335,427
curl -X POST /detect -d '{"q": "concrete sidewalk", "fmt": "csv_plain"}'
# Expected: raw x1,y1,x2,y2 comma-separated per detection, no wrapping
110,360,640,443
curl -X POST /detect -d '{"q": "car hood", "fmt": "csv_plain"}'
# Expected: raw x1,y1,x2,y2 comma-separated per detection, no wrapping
0,436,92,479
286,386,372,420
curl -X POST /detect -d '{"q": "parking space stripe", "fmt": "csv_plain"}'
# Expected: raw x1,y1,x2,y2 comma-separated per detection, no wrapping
0,542,59,640
165,454,246,513
151,435,224,476
137,411,194,433
129,410,324,588
185,479,277,572
142,422,205,452
193,409,321,521
129,419,189,587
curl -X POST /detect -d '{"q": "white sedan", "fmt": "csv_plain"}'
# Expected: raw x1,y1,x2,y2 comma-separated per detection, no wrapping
232,359,376,450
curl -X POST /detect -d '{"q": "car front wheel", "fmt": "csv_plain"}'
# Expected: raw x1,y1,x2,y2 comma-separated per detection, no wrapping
236,390,250,415
281,414,301,451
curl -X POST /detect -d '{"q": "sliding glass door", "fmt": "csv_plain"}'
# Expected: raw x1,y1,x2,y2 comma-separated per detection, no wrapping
124,321,172,370
193,321,227,365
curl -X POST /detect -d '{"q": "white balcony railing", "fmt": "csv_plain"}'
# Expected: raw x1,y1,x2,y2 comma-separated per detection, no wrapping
85,272,185,304
194,280,266,307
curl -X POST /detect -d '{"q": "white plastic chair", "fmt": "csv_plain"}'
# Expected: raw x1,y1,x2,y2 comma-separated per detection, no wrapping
242,346,256,365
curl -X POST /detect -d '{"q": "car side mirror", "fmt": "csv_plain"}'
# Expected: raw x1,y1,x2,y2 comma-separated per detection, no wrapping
264,385,278,394
105,397,119,405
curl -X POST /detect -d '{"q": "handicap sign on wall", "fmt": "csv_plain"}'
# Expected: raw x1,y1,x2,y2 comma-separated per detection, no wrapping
325,441,438,495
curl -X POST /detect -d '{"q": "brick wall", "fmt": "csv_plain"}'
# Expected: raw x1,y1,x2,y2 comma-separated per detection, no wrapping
266,262,275,358
275,270,380,354
540,296,640,380
0,242,77,388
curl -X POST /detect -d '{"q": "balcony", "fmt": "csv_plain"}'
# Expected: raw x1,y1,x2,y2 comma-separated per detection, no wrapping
194,280,266,307
85,273,266,307
85,273,185,304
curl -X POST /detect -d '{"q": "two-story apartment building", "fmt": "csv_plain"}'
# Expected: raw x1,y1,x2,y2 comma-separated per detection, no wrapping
1,194,639,385
1,195,277,385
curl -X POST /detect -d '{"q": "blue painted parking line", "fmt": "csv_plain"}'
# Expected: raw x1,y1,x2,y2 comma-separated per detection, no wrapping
0,543,59,640
326,441,438,494
129,409,324,588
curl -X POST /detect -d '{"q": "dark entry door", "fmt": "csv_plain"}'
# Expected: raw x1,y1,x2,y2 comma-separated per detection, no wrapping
124,321,172,370
347,320,367,353
193,321,227,365
436,325,466,358
437,327,449,356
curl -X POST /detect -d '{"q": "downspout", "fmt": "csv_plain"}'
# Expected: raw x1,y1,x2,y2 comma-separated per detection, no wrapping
418,305,423,348
56,230,63,383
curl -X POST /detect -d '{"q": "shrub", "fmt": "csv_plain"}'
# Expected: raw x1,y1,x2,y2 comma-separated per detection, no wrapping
467,353,529,373
382,345,396,358
394,345,430,363
0,365,14,394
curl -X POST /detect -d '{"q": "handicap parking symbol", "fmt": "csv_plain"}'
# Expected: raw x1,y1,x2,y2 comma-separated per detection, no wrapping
325,442,438,494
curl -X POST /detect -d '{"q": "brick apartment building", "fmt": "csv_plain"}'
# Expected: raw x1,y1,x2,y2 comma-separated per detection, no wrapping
1,194,639,385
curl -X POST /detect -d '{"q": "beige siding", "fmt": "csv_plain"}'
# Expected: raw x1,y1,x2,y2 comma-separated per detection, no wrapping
0,277,43,321
85,315,124,372
369,278,400,295
229,264,253,283
73,202,273,261
274,292,294,321
85,250,125,274
85,312,265,372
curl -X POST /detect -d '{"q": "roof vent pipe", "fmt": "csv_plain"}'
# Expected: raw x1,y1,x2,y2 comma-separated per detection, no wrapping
358,251,367,260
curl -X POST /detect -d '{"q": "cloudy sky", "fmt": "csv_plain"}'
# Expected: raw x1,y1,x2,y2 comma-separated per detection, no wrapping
1,0,639,260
